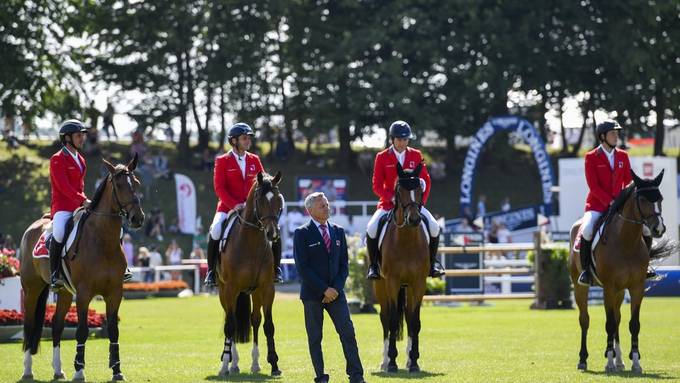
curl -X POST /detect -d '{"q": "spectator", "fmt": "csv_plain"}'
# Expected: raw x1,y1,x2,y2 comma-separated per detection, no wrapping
476,195,487,218
146,208,165,241
101,101,118,140
164,125,174,143
488,220,499,244
152,150,170,179
122,234,135,268
3,234,16,252
456,218,475,233
165,240,183,280
137,246,152,282
190,243,205,260
497,222,512,244
168,218,179,234
192,228,207,251
501,197,511,212
275,132,292,160
148,245,164,280
129,130,147,161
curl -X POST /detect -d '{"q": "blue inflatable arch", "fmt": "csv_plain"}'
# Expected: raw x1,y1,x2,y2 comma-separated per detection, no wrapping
459,116,556,217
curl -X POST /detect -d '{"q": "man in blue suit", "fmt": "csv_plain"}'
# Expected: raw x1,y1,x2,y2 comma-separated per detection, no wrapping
294,192,366,383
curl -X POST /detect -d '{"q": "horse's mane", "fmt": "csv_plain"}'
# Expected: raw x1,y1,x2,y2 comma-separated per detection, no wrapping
611,182,635,213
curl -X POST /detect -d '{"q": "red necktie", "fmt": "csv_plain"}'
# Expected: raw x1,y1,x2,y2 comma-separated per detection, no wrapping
320,224,331,253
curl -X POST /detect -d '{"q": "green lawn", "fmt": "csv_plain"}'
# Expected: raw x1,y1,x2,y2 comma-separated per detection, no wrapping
1,294,679,382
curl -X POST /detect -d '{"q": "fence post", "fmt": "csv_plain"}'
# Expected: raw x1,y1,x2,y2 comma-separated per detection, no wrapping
532,231,545,309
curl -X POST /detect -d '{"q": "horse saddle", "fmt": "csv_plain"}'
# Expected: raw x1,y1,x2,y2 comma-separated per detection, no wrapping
377,211,430,251
32,207,88,259
218,208,241,252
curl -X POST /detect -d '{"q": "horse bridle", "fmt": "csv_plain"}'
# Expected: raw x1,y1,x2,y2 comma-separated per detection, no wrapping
392,181,423,229
92,170,140,219
238,186,283,234
618,186,663,227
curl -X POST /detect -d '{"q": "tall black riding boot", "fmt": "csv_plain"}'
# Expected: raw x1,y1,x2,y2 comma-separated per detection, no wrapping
366,235,381,280
578,239,593,286
203,237,219,287
49,238,66,292
428,235,445,278
272,237,283,283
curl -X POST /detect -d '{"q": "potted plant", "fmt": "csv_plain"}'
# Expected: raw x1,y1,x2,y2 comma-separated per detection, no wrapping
122,281,159,299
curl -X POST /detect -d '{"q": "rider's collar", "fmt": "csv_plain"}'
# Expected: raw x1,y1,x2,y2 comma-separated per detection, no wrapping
230,149,247,161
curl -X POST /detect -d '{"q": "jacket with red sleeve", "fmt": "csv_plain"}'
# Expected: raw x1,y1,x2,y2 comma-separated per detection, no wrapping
214,151,264,213
50,147,87,216
584,146,632,213
372,146,431,210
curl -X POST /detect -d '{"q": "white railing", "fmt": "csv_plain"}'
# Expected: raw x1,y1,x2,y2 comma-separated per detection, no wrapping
129,265,201,293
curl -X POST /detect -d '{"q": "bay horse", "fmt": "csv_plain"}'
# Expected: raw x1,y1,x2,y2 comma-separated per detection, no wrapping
569,169,676,373
374,161,429,373
217,171,283,377
19,155,144,381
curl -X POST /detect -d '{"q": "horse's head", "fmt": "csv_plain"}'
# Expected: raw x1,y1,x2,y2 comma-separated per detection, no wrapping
630,169,665,237
102,154,145,229
394,161,424,227
249,171,284,241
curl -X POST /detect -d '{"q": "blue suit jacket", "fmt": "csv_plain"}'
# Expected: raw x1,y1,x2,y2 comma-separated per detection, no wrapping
293,220,349,301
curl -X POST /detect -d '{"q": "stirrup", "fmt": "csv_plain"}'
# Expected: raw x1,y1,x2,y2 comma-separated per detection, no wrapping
367,265,381,280
646,271,661,281
50,273,65,292
274,267,283,283
204,270,217,287
577,270,593,287
429,262,445,278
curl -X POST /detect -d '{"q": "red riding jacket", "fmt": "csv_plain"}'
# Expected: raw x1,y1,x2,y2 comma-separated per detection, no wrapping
50,147,87,216
584,146,632,213
214,151,264,213
372,146,431,210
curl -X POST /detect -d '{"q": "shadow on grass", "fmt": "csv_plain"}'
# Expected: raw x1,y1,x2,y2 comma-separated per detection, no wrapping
205,372,279,382
370,370,445,380
583,369,677,380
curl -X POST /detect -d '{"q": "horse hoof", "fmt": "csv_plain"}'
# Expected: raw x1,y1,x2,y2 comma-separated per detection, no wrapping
632,365,643,374
387,365,398,373
251,365,261,374
229,366,240,374
218,368,229,377
616,363,625,372
20,374,33,381
54,371,67,380
271,369,282,376
113,373,126,381
605,363,617,373
577,362,587,371
408,364,420,373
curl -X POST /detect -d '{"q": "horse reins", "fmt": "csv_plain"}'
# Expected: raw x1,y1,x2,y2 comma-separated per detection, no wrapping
90,171,140,219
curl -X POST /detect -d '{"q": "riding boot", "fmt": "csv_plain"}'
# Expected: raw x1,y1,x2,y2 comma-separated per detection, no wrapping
123,268,133,282
428,235,446,278
204,237,219,287
366,235,381,280
272,237,283,283
49,238,66,292
643,235,658,280
578,239,593,286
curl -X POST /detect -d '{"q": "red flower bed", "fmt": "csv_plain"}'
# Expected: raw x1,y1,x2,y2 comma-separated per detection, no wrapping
123,280,189,291
0,305,109,328
0,250,20,278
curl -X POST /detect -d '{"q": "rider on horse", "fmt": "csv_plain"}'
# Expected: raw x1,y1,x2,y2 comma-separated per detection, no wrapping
48,120,90,291
204,122,283,287
578,119,656,286
49,119,133,291
365,120,445,280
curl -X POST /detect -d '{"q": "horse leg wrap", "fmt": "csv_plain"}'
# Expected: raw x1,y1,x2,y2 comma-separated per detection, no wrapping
221,339,232,362
109,343,121,372
74,344,85,371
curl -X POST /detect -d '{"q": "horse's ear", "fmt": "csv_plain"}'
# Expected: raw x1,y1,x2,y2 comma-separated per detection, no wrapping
127,153,138,171
414,162,423,177
396,161,405,178
653,169,665,186
257,171,264,184
631,169,643,185
273,171,282,185
102,158,116,174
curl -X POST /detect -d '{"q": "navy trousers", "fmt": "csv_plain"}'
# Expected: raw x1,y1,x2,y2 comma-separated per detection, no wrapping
302,295,364,382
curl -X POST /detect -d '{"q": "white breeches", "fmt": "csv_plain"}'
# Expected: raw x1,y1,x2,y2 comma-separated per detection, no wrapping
366,207,440,239
210,211,232,241
581,210,602,241
52,211,73,243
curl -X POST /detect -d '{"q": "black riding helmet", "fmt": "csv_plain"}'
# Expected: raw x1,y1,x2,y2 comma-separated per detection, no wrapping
59,119,88,144
228,122,255,140
596,119,622,141
389,120,415,140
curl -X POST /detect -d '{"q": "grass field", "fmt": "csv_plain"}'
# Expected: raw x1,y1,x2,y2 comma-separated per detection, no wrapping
1,294,679,382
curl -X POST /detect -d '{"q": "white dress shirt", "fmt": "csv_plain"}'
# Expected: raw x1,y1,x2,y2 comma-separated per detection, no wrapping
64,147,83,172
391,146,406,166
230,150,247,178
600,145,615,170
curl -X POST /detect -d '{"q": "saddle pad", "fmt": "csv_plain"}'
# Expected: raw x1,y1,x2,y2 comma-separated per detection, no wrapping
378,220,430,251
32,214,83,259
219,213,240,252
573,224,603,253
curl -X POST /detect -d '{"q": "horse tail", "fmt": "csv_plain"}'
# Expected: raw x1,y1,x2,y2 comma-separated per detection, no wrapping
22,286,49,354
234,292,252,343
390,286,407,341
649,236,680,261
